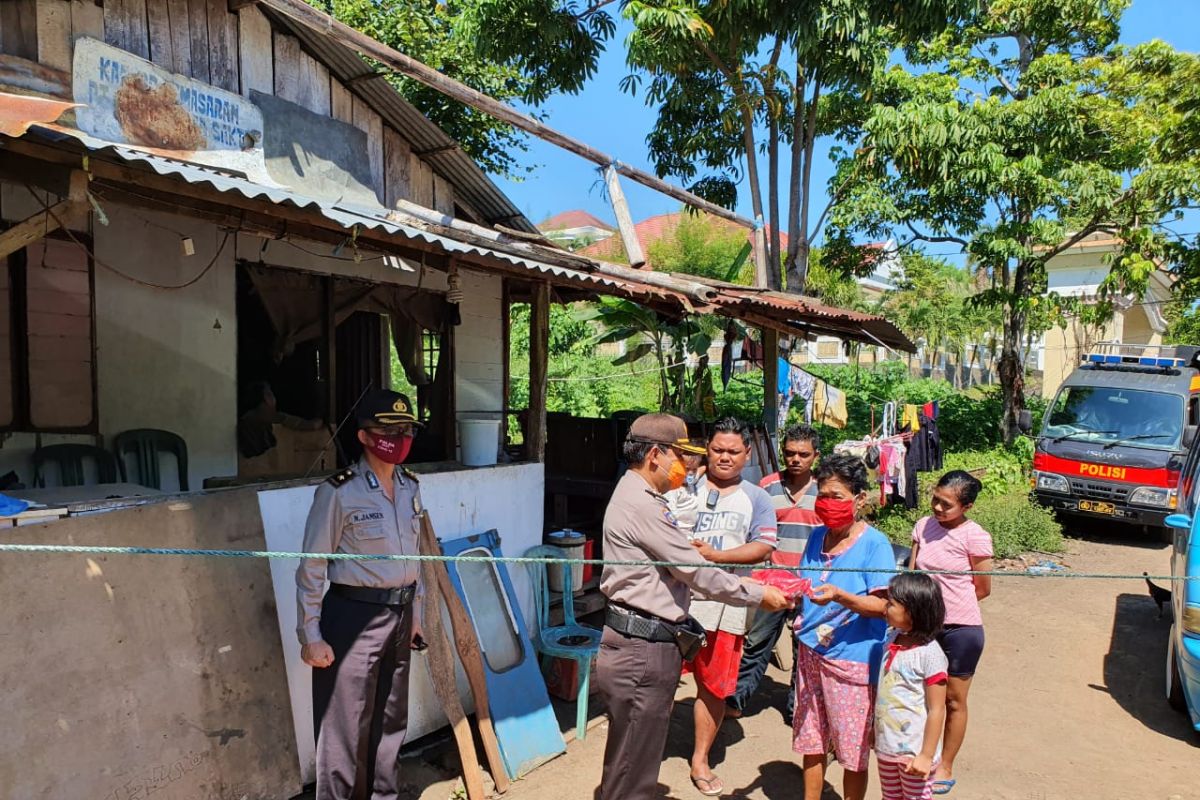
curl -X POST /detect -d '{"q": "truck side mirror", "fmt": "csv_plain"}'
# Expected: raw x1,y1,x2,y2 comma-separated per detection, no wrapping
1017,409,1033,434
1185,425,1198,449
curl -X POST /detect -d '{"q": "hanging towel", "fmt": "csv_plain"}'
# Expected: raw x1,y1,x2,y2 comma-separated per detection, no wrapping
813,382,848,429
901,404,922,432
923,401,936,419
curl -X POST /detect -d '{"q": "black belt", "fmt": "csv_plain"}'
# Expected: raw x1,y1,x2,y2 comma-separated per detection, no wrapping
331,583,416,607
604,604,680,643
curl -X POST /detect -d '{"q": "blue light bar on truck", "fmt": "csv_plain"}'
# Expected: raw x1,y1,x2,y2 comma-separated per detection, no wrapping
1083,353,1186,367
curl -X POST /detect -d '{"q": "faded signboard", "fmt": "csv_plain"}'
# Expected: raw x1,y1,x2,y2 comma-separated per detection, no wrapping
72,37,273,182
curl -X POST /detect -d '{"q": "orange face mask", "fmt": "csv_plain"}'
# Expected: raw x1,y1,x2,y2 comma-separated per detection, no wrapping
661,452,688,491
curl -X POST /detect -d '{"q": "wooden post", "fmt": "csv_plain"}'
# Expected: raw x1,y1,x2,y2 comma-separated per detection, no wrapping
753,220,769,290
252,0,756,230
763,327,780,437
603,165,645,268
322,275,337,428
418,513,510,793
528,282,550,462
0,170,88,260
419,555,487,800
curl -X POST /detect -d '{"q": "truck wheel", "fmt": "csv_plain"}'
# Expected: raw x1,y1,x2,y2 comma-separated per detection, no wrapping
1168,633,1187,712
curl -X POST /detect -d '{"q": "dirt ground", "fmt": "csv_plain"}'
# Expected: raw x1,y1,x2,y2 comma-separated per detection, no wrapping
378,529,1198,800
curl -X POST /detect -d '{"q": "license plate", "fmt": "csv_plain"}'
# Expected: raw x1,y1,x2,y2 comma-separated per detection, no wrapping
1078,500,1115,515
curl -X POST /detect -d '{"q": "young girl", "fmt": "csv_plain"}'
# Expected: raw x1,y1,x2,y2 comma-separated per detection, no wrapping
875,572,948,800
908,471,993,796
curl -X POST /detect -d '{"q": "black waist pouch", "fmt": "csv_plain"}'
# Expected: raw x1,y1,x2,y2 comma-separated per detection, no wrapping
675,616,708,661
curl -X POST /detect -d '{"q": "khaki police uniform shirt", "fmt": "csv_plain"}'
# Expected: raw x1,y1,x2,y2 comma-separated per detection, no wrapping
296,458,423,645
600,470,765,623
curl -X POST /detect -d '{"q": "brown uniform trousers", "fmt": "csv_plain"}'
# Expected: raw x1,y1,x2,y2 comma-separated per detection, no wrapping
312,591,414,800
595,626,683,800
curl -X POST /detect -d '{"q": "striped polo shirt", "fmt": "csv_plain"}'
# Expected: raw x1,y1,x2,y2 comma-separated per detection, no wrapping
758,472,820,567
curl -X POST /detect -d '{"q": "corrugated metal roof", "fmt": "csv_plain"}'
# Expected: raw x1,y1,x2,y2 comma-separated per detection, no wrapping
21,123,681,303
4,110,912,351
262,7,537,233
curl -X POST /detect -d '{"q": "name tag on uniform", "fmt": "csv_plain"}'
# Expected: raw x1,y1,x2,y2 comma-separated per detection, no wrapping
351,511,385,524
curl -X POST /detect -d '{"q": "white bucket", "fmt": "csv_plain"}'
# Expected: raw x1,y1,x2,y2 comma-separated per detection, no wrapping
459,419,501,467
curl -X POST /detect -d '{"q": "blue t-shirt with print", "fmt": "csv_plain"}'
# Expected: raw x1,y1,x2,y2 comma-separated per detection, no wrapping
795,525,893,666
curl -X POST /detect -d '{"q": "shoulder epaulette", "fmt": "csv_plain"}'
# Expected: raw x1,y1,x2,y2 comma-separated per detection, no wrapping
401,466,420,483
326,468,355,487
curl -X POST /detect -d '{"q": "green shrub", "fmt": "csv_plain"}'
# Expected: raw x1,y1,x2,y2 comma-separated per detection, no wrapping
868,446,1064,559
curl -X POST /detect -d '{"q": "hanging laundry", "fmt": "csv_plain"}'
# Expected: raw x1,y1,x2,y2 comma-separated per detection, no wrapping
777,360,817,429
813,382,848,429
882,401,897,439
901,404,922,432
923,401,936,419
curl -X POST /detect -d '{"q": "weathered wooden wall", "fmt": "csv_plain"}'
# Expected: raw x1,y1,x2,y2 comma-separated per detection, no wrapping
0,0,454,213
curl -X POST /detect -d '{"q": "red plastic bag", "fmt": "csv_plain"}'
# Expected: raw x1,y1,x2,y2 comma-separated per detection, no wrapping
751,569,812,600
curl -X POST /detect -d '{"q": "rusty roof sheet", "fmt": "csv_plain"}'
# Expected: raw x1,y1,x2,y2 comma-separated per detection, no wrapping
0,103,910,350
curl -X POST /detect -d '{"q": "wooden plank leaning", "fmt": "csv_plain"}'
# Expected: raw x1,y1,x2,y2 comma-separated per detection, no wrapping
417,511,511,794
417,520,486,800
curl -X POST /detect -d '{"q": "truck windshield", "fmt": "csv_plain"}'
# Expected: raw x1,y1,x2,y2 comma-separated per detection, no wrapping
1042,386,1184,450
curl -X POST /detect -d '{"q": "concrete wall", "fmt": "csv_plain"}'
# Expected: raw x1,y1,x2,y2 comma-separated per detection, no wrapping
257,461,545,784
1038,241,1166,399
0,486,301,800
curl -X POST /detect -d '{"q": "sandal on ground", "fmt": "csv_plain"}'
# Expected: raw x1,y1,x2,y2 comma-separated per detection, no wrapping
690,774,725,796
932,779,956,795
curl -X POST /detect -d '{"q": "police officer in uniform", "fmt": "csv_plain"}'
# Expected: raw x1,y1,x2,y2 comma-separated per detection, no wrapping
296,389,425,800
597,413,793,800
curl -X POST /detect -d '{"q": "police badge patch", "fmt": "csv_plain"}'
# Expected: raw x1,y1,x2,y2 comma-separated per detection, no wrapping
663,508,679,527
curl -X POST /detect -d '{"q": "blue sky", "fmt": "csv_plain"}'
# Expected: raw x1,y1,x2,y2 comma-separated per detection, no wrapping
498,0,1200,249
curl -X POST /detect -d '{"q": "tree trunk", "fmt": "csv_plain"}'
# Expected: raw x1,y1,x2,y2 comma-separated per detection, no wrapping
785,63,805,292
999,301,1028,445
767,113,782,290
737,103,768,288
787,73,821,294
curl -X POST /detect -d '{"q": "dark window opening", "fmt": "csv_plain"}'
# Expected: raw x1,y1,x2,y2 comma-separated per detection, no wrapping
236,261,454,477
0,237,98,433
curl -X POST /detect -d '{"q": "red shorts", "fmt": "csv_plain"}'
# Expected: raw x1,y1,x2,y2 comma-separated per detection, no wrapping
681,629,744,699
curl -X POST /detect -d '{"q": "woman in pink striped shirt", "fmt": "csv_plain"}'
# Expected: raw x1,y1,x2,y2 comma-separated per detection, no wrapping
907,471,993,796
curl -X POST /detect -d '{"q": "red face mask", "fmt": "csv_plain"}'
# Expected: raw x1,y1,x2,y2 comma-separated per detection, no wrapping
815,496,857,529
365,433,414,465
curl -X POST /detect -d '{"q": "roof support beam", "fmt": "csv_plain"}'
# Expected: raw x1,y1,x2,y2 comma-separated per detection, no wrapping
0,169,86,259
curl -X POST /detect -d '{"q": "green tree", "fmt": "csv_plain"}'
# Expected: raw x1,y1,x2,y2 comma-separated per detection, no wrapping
464,0,971,290
827,0,1200,442
645,213,753,284
1164,301,1200,347
880,253,1001,386
321,0,556,178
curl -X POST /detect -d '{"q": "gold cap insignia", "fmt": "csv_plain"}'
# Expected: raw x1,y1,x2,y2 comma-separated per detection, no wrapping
393,399,408,413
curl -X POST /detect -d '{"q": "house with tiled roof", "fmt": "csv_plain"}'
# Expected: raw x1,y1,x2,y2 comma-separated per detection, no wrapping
538,209,616,247
577,210,787,266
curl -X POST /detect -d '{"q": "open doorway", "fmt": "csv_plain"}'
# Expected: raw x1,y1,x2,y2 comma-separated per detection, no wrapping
235,262,454,479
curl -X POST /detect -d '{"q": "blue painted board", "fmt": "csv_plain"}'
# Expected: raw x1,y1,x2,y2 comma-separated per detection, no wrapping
440,530,566,778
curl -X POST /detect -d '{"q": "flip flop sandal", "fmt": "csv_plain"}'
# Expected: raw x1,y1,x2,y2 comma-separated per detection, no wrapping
932,779,957,795
690,774,725,796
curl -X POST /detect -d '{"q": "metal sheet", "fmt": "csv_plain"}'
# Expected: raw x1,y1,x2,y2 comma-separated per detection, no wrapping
251,90,378,207
71,37,272,184
263,8,537,233
0,93,76,137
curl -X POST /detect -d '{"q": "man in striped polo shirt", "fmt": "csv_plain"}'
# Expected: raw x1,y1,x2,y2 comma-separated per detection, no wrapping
727,424,822,721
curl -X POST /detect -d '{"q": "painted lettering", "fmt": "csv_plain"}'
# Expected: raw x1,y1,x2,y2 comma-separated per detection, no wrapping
1077,462,1127,480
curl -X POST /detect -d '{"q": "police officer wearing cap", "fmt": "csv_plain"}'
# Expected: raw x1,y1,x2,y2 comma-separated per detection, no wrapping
596,413,794,800
296,389,425,800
